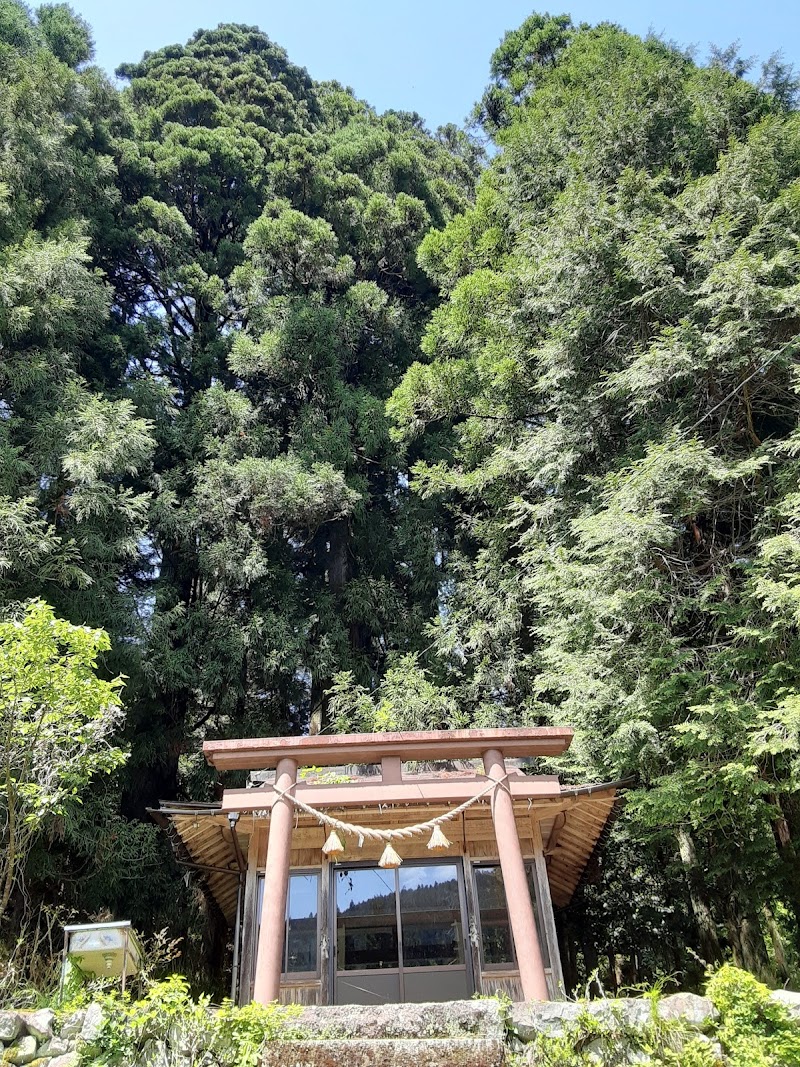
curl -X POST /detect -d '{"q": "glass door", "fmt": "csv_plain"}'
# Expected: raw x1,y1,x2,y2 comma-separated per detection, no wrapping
333,860,472,1004
334,865,401,1004
398,862,470,1002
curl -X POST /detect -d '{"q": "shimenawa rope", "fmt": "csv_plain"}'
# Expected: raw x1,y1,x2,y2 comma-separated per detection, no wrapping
258,772,508,842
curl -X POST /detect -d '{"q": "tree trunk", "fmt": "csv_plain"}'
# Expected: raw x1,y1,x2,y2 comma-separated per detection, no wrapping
582,937,600,995
556,913,577,994
309,519,353,734
122,537,194,818
740,912,772,981
725,893,773,982
763,904,790,983
308,671,325,736
327,518,350,595
676,828,723,965
678,827,725,973
725,912,745,968
772,794,800,951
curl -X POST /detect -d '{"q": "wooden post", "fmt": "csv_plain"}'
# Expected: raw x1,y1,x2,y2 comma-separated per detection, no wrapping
319,855,331,1006
483,748,549,1001
238,823,263,1004
461,853,484,996
381,756,403,784
253,757,297,1003
121,927,129,994
531,815,565,997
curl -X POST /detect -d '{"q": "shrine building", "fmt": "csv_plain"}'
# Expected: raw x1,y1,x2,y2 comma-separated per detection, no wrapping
152,727,623,1005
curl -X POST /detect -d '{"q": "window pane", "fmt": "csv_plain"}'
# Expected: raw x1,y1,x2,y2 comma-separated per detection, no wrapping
474,864,550,969
336,867,399,971
399,863,464,967
474,865,514,965
285,872,319,973
256,872,320,975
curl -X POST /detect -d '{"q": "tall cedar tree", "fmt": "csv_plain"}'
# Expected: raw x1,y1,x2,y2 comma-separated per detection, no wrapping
386,15,800,987
0,6,476,980
105,25,476,816
0,0,203,966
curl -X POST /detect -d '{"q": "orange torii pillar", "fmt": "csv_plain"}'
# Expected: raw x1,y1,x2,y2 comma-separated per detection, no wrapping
483,747,549,1001
253,756,296,1003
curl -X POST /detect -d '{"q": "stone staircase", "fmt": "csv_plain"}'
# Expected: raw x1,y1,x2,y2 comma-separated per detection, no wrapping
261,1000,507,1067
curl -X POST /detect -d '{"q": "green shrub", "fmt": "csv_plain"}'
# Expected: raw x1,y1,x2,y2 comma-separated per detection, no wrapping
707,964,800,1067
212,999,306,1066
80,974,303,1066
513,966,800,1066
48,963,800,1067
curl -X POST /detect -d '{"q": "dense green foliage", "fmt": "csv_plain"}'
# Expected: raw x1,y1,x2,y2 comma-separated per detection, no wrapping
1,0,800,997
56,965,800,1066
0,0,476,983
105,20,476,819
384,15,800,988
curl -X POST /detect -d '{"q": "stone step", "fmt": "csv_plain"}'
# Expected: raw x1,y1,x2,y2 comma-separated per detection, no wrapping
261,1036,506,1067
286,1000,506,1042
263,1002,508,1067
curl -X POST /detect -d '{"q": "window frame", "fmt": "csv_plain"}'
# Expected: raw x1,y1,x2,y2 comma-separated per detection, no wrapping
471,860,550,973
256,867,322,980
329,857,475,998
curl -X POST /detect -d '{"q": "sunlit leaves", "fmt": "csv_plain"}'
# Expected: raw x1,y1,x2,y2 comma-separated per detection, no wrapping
0,599,127,918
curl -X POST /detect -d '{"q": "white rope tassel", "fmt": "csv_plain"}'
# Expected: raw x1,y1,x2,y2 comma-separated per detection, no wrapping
379,842,403,868
322,829,345,855
427,824,451,850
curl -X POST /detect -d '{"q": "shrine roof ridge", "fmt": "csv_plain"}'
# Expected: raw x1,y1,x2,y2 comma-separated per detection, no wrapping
203,726,574,771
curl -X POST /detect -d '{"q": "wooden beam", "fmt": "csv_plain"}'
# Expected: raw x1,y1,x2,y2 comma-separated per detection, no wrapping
545,813,567,856
205,727,574,771
220,774,562,813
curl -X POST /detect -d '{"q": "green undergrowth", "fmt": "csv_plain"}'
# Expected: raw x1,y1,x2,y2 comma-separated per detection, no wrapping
36,964,800,1066
508,966,800,1067
76,975,305,1066
707,965,800,1066
512,1024,720,1067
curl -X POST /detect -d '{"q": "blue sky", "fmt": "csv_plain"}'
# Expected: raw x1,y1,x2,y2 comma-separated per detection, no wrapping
72,0,799,130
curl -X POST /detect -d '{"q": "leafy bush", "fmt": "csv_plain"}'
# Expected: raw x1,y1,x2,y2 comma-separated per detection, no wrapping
0,903,68,1009
41,964,800,1067
707,964,800,1067
80,974,303,1066
212,999,307,1066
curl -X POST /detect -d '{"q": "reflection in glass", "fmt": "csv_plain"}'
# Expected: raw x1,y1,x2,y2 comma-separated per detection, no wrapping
257,872,321,975
474,865,513,965
285,872,320,973
336,867,399,970
398,863,464,967
474,864,550,969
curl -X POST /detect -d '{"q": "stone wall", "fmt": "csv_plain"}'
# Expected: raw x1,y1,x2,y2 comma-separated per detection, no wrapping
0,1004,101,1066
510,991,720,1038
1,991,799,1066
